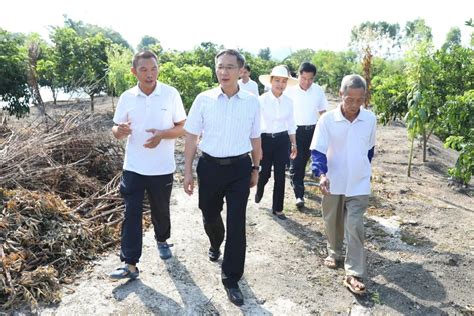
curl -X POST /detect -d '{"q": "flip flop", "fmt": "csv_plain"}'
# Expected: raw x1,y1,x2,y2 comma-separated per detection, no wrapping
343,275,366,295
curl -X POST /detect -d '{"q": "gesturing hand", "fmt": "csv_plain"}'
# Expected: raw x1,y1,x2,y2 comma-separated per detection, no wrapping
144,129,162,148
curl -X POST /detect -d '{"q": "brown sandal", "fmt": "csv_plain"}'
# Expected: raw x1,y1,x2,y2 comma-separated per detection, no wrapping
324,256,337,269
343,275,366,294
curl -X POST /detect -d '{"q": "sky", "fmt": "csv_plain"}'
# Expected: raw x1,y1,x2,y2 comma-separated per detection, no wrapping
1,0,473,59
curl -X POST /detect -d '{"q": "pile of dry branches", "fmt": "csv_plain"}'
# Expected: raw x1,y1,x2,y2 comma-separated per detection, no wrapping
0,111,150,311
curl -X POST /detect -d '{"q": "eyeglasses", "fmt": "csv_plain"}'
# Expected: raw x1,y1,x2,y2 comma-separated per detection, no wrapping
216,65,239,71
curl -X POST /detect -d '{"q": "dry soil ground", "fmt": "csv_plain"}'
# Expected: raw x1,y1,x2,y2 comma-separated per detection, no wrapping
10,97,472,315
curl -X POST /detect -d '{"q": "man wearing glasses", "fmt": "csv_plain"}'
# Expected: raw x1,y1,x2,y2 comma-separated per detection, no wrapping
183,49,262,306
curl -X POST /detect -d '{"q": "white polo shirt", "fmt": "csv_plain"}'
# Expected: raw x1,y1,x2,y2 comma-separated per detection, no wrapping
184,87,260,158
113,83,186,176
238,79,259,96
285,83,328,126
259,91,297,135
310,104,376,196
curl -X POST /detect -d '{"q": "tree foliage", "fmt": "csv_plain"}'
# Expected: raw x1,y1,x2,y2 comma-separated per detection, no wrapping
159,63,214,111
63,15,131,49
106,44,135,98
0,29,30,118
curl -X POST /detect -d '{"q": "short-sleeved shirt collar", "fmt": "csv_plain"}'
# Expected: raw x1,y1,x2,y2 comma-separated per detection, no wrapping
335,103,371,122
130,82,162,97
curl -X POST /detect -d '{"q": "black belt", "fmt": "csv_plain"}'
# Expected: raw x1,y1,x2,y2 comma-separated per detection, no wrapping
261,131,288,138
202,152,249,166
298,124,315,130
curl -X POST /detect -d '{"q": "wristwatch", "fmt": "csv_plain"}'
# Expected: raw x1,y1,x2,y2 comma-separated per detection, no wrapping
252,165,262,172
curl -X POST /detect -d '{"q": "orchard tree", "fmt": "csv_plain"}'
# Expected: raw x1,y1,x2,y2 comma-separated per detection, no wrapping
283,48,316,72
442,27,462,50
159,62,214,111
106,44,135,106
137,35,163,55
258,47,272,61
0,29,31,118
64,15,131,49
404,18,433,47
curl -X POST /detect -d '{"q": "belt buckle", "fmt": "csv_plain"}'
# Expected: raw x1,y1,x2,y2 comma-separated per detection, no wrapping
271,133,276,138
305,125,313,130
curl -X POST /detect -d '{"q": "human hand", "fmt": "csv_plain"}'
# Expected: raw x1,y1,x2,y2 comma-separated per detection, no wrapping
144,129,162,148
290,146,297,160
116,121,132,138
319,175,330,195
249,169,258,188
183,172,194,195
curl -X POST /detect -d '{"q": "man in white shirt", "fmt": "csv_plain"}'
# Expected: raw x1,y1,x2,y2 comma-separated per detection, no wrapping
238,64,259,96
286,62,328,208
109,51,187,280
183,49,262,306
310,74,376,295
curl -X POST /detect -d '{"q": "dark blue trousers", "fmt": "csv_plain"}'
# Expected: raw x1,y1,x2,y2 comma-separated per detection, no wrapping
119,170,173,265
257,133,289,212
290,125,315,199
197,155,251,288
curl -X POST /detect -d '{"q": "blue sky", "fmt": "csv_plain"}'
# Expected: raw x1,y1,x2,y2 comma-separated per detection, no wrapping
1,0,473,59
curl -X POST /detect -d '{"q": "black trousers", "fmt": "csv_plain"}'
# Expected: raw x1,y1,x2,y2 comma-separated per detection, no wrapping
290,125,315,199
257,133,290,212
119,170,173,265
197,155,252,288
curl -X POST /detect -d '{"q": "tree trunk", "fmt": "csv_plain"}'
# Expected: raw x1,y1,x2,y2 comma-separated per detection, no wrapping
52,88,57,105
27,42,45,116
407,136,415,177
90,94,95,112
422,131,427,162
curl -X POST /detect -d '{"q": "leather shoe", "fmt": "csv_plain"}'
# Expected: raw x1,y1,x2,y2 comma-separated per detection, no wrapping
208,248,221,262
224,286,244,306
272,210,287,220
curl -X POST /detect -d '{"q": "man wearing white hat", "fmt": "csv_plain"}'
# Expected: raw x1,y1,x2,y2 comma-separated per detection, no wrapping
255,65,298,220
285,62,328,208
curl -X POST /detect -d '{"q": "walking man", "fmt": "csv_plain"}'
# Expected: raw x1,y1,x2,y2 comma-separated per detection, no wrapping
183,49,262,306
311,74,376,294
110,50,186,279
286,62,328,208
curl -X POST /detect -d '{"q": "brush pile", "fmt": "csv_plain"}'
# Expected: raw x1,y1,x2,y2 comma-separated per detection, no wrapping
0,111,150,311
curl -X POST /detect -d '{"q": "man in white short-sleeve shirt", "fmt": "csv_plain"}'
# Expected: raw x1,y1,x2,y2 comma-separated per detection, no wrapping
109,51,186,280
238,64,259,96
310,74,376,295
183,49,261,306
285,62,328,208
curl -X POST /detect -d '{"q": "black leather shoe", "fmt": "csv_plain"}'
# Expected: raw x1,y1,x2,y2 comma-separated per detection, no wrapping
272,210,287,220
255,192,262,203
224,286,244,306
208,248,221,262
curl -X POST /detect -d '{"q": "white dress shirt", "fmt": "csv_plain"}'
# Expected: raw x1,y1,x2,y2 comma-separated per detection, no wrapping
238,79,259,96
310,104,376,196
259,91,296,135
285,83,328,126
184,87,261,157
113,82,187,175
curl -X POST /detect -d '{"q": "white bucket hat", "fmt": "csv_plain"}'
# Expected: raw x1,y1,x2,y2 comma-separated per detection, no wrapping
259,65,299,88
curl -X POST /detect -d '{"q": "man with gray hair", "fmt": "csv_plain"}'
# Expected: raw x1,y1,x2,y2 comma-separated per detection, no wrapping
310,74,376,295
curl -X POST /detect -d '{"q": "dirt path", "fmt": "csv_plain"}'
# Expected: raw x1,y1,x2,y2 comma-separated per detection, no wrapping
38,121,473,315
